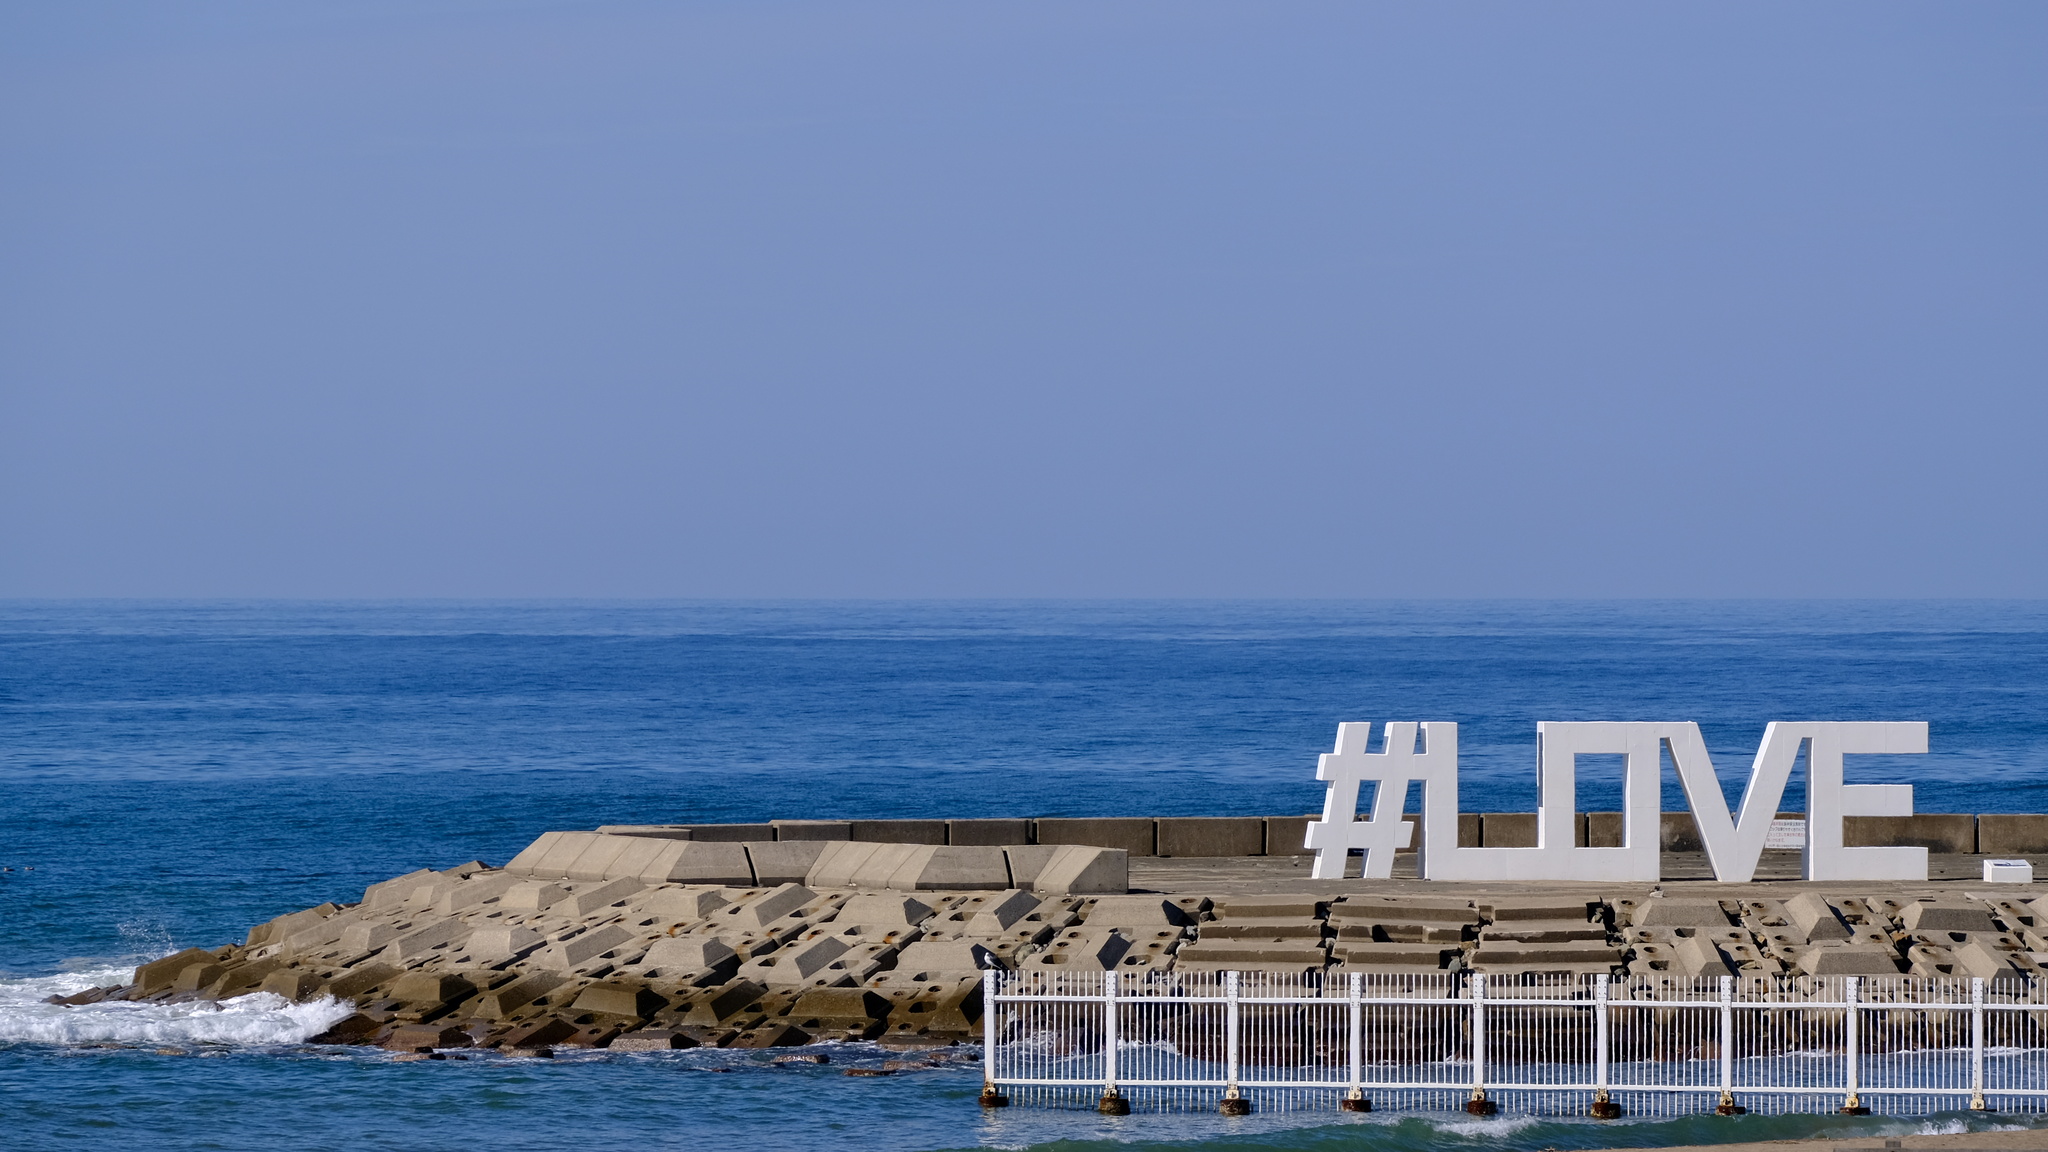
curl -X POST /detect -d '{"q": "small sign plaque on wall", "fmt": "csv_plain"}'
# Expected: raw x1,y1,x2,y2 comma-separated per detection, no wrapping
1764,818,1807,850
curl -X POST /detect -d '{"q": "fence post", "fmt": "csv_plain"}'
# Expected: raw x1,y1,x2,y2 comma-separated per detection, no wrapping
1466,972,1496,1115
1971,977,1988,1111
1589,973,1620,1118
1341,971,1369,1112
1840,976,1869,1115
1715,975,1745,1115
1098,970,1129,1114
978,969,1010,1108
1219,971,1251,1115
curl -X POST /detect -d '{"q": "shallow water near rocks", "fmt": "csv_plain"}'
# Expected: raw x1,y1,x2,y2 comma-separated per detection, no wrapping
3,600,2047,1150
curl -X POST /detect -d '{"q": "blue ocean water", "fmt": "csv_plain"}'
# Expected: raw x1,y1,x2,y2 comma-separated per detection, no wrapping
3,599,2046,1151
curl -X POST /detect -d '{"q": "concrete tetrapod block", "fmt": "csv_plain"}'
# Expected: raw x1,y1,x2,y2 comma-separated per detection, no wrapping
434,873,521,917
640,936,739,983
1024,929,1133,971
739,935,849,984
1033,818,1155,857
946,819,1032,846
502,882,568,913
561,877,645,918
744,841,829,886
467,926,545,965
572,982,666,1019
772,820,852,841
639,888,731,921
467,973,567,1019
836,894,934,926
891,939,1004,975
1900,901,1998,933
885,845,1011,891
1784,892,1854,941
643,841,755,886
1980,815,2048,856
849,820,947,845
1845,814,1977,854
391,972,476,1007
532,924,638,972
727,883,816,929
1155,817,1265,858
1029,845,1128,895
965,890,1041,934
362,868,439,908
1800,945,1904,976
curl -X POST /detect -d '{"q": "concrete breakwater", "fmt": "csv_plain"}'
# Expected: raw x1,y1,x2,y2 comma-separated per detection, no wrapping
54,816,2048,1060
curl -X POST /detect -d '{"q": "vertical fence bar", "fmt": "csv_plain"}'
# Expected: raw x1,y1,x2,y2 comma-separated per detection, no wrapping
1220,971,1248,1114
1590,973,1619,1117
1715,974,1743,1115
978,970,1009,1108
1467,972,1495,1114
1343,971,1367,1110
1972,977,1988,1111
1841,976,1867,1114
1097,970,1128,1114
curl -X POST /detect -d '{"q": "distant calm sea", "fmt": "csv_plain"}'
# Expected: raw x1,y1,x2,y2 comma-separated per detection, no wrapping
3,600,2045,1151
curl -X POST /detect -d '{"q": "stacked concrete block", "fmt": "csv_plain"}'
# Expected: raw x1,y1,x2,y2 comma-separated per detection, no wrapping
1844,814,1977,854
1174,895,1325,975
771,820,852,841
1033,817,1155,856
848,819,947,844
1155,817,1265,858
1760,895,1904,976
945,818,1032,846
1326,898,1477,974
1472,898,1619,975
1980,815,2048,856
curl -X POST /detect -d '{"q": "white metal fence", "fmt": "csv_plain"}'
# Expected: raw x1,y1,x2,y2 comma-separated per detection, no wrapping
979,969,2048,1117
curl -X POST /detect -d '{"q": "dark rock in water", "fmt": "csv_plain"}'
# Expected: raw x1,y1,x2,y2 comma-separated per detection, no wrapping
309,1013,383,1045
382,1023,474,1051
609,1028,696,1051
729,1024,810,1048
45,985,118,1006
497,1018,579,1049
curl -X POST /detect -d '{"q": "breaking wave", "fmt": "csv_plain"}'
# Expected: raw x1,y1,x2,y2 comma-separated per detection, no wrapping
0,964,354,1046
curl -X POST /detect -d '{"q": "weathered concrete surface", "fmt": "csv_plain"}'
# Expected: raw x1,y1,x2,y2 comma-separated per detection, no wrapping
99,827,2048,1058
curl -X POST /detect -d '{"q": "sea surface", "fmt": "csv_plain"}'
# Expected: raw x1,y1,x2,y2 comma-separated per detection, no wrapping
2,599,2046,1151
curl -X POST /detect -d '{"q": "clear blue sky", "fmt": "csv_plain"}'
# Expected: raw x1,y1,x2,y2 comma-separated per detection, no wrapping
2,2,2042,598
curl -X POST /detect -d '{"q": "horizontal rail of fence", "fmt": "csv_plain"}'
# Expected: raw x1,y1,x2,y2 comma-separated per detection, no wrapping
979,969,2048,1117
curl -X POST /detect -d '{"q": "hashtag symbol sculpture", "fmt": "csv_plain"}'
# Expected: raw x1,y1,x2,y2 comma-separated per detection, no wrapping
1305,721,1429,880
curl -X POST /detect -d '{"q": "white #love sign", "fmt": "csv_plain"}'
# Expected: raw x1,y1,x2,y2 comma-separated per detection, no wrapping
1305,722,1928,883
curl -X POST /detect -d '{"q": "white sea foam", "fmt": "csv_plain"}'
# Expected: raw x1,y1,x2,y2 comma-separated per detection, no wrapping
0,964,354,1046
